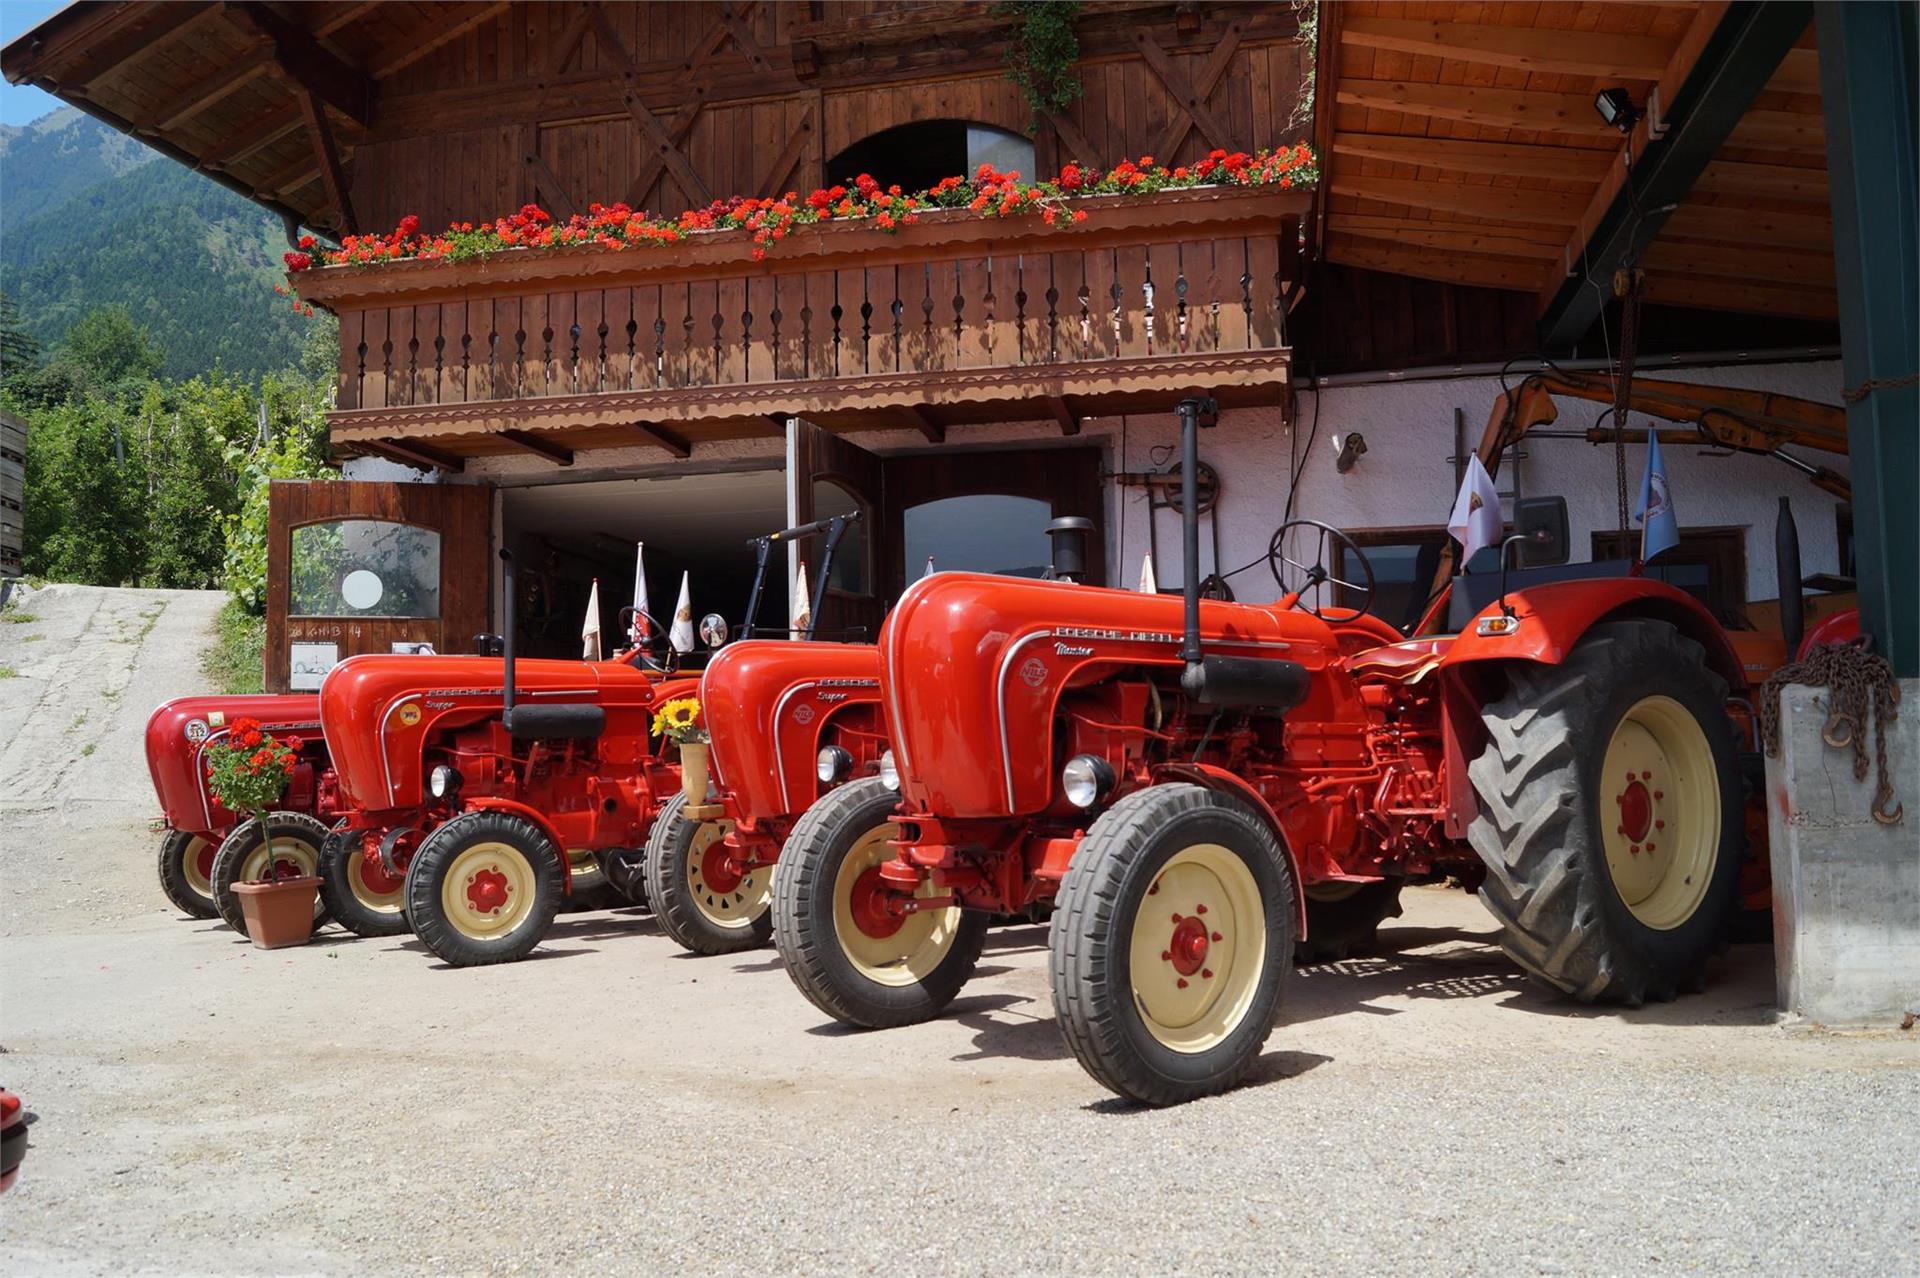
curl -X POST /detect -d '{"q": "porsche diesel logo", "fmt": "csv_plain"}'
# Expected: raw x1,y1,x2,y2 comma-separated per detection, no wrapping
1020,657,1048,688
793,704,815,725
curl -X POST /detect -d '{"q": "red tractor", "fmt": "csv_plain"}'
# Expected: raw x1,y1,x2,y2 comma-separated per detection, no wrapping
144,694,341,929
772,396,1791,1106
318,548,698,965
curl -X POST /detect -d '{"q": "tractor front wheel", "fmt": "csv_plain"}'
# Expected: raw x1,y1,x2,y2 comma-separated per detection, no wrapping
157,828,219,919
772,777,986,1028
1468,619,1742,1004
404,811,565,966
210,813,333,936
318,821,412,938
645,793,773,955
1051,784,1296,1107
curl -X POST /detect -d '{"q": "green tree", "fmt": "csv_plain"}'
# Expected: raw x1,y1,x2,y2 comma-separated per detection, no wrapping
63,304,164,385
0,290,41,401
141,376,254,588
23,395,144,584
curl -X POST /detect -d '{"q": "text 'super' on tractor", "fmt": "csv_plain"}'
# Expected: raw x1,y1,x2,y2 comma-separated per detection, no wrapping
772,395,1818,1106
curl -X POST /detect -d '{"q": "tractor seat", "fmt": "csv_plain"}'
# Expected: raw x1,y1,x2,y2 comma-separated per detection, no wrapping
1345,637,1448,684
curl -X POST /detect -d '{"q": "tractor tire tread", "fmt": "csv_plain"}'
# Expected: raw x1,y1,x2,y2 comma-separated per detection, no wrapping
210,812,334,936
317,820,412,938
645,793,774,956
157,828,218,919
404,810,565,967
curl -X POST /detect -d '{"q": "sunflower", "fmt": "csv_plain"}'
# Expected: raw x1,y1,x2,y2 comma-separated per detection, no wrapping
653,696,703,741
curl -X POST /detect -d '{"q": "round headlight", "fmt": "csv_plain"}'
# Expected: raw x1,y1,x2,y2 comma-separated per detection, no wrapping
816,745,853,784
878,749,900,791
428,764,461,799
1061,754,1115,809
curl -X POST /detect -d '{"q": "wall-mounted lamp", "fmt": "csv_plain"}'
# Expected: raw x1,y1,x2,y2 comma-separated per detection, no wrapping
1593,87,1642,133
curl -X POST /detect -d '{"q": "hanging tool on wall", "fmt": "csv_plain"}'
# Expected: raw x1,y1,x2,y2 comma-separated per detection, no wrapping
1110,456,1228,598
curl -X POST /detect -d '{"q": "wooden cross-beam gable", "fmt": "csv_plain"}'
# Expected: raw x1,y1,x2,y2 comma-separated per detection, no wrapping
524,148,580,219
52,2,220,90
717,3,778,78
1046,110,1102,168
898,406,945,444
499,429,575,466
1148,19,1245,162
372,1,508,81
202,102,303,168
297,86,357,235
1339,16,1674,81
1134,29,1235,154
221,1,373,127
757,116,815,200
631,421,692,459
152,43,276,134
583,4,713,207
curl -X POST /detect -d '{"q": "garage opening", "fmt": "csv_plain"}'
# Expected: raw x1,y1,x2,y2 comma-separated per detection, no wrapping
500,469,788,659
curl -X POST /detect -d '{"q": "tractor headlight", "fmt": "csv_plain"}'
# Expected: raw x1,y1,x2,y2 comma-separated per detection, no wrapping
1061,754,1115,809
817,745,853,784
878,749,900,791
428,764,462,799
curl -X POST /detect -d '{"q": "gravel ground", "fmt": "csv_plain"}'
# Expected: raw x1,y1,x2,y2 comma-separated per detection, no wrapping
2,586,1916,1276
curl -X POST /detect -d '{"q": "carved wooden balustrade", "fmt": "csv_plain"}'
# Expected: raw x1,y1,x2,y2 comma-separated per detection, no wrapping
293,185,1308,461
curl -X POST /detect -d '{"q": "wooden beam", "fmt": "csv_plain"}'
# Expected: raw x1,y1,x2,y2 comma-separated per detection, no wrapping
1134,30,1235,153
1331,133,1612,182
202,102,302,167
630,421,692,459
221,1,373,126
1639,273,1838,320
1335,81,1617,138
1659,202,1832,248
498,429,575,466
898,406,945,444
524,150,580,219
757,116,814,200
49,2,217,89
588,4,713,206
373,1,508,80
367,438,464,473
1767,46,1823,95
297,87,356,235
545,3,596,77
1340,16,1674,81
1724,108,1829,153
626,93,706,207
1338,221,1566,260
1330,176,1584,226
1045,109,1102,168
263,154,321,199
717,2,778,78
311,1,381,40
1693,158,1829,201
152,45,275,133
1328,237,1541,291
1046,395,1081,437
1641,239,1834,287
1147,18,1245,162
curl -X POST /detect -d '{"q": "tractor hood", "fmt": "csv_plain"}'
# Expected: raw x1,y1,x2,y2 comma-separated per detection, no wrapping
879,573,1355,818
319,653,687,812
145,694,322,832
701,640,881,819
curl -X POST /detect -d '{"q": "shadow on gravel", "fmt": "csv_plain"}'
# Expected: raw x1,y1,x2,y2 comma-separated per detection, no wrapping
983,924,1050,956
399,940,598,968
728,954,786,975
947,992,1068,1062
1080,1050,1334,1113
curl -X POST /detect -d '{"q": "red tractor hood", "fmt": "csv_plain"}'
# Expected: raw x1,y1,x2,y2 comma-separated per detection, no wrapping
879,573,1356,818
319,653,689,812
145,694,321,832
700,640,881,819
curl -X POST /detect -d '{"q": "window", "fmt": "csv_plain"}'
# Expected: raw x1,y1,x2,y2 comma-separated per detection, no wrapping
290,520,441,618
1591,527,1748,621
1333,529,1453,631
827,120,1034,195
904,493,1053,579
811,479,870,595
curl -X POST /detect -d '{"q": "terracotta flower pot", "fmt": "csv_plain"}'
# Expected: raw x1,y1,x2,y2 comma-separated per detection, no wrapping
679,742,711,804
231,876,322,949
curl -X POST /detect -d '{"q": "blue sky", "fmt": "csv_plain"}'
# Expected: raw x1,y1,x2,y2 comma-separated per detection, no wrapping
1,1,71,127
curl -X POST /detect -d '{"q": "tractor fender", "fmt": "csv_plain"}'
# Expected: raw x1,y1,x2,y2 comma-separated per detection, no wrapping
460,798,573,895
1153,763,1310,935
1437,577,1748,689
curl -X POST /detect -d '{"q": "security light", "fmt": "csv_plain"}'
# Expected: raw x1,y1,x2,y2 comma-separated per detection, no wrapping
1594,87,1641,133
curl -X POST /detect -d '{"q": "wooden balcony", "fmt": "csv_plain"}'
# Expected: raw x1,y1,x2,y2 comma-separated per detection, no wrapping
293,185,1309,465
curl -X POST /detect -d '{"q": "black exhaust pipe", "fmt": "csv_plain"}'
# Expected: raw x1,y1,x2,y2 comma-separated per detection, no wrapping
1046,516,1093,583
1776,496,1804,656
499,548,517,723
1176,397,1216,666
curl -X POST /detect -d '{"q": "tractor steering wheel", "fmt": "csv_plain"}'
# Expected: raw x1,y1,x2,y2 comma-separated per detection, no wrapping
1266,519,1377,623
619,606,673,672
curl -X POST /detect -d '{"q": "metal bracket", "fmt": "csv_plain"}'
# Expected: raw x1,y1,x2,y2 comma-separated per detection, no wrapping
1646,86,1672,140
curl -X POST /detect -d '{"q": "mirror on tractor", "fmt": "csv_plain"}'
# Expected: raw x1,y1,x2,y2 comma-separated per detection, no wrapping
699,614,729,648
1514,496,1570,567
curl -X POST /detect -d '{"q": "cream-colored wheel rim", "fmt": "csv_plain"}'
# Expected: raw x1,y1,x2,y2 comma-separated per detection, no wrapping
831,823,962,986
685,819,766,930
345,842,404,915
568,848,600,884
440,841,538,939
181,836,215,897
240,837,320,882
1600,694,1719,930
1127,843,1267,1053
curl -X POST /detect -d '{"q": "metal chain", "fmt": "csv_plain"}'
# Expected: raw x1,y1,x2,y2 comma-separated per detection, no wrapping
1609,267,1644,538
1841,371,1920,404
1759,640,1905,825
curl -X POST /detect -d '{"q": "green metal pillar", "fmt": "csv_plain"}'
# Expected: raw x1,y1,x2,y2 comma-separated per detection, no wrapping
1817,1,1920,677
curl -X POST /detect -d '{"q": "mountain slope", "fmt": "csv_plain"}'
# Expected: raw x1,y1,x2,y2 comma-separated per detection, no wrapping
1,108,310,381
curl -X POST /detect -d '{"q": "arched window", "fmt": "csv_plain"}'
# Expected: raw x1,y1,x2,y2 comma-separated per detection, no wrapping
289,520,441,618
903,494,1053,579
827,120,1035,194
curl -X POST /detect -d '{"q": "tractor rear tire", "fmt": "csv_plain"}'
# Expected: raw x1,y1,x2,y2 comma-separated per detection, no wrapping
1297,880,1404,963
210,813,334,936
404,810,565,966
1467,619,1742,1004
597,847,650,910
317,821,412,938
157,828,219,919
1051,784,1297,1107
772,777,987,1028
645,793,773,955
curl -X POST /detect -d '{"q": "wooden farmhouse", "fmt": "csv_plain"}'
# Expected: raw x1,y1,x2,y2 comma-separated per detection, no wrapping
7,1,1909,689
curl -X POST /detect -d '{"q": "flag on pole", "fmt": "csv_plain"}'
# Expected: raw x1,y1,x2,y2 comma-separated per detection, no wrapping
669,572,694,652
1139,552,1159,594
791,560,812,638
923,556,937,580
630,542,650,643
1447,454,1504,568
1636,431,1680,563
581,578,603,660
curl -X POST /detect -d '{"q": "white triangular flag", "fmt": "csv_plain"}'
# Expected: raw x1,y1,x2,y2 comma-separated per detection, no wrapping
1448,454,1504,568
791,560,812,639
1139,552,1158,594
669,572,694,652
630,542,650,643
923,555,936,579
581,578,603,660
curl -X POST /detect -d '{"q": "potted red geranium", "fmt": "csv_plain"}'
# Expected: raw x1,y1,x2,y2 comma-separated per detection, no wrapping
203,718,319,949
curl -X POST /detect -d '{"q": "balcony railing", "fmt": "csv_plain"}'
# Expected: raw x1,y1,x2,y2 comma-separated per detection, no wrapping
293,185,1309,456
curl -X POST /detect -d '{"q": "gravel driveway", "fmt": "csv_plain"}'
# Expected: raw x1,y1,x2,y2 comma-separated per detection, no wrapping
2,586,1915,1276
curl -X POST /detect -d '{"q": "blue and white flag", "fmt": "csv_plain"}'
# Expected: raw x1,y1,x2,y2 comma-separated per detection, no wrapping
1635,432,1680,563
